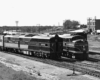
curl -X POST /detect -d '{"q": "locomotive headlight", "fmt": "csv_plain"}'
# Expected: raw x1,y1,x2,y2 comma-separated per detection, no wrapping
83,45,86,51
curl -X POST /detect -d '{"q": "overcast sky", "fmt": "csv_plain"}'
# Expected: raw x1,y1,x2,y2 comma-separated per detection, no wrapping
0,0,100,26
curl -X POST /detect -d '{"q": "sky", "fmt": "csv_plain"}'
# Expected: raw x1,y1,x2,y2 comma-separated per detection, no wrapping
0,0,100,26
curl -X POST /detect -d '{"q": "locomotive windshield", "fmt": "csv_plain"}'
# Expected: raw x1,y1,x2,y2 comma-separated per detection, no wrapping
71,32,87,40
71,35,85,41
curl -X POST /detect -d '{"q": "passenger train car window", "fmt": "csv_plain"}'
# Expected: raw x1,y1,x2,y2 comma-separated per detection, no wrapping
45,44,48,46
40,43,49,47
71,32,87,40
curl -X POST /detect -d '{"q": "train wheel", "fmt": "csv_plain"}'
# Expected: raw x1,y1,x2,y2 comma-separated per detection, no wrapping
75,54,84,60
83,52,88,60
67,53,72,58
43,54,46,59
75,52,88,60
0,47,2,51
31,51,34,56
62,51,67,57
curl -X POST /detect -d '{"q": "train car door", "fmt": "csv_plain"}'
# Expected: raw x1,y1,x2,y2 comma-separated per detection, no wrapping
50,34,63,59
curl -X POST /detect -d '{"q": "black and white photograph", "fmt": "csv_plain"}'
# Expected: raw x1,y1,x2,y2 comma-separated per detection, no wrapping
0,0,100,80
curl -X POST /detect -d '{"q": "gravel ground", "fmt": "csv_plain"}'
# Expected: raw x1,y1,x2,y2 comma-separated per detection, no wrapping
88,34,100,52
0,62,44,80
0,52,99,80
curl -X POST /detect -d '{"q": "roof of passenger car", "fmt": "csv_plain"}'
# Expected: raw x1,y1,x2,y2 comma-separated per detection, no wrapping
59,34,74,38
4,35,20,38
32,35,53,39
4,34,52,39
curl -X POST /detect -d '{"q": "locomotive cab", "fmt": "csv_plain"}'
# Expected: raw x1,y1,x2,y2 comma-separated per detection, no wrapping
73,37,89,60
50,34,63,59
60,33,89,60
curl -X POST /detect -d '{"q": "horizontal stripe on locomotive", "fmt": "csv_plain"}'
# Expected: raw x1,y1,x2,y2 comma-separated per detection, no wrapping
28,49,50,53
0,42,3,46
20,44,28,49
3,40,50,47
4,37,19,41
4,37,30,42
4,40,28,44
30,39,50,42
29,42,50,47
63,46,75,49
20,41,29,44
0,36,3,39
4,43,19,48
4,40,19,44
63,47,81,51
63,49,83,54
11,48,50,53
28,46,50,51
68,50,83,54
19,38,31,41
0,40,3,42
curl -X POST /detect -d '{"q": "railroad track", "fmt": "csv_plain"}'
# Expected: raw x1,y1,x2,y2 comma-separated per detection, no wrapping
1,50,100,78
73,61,100,77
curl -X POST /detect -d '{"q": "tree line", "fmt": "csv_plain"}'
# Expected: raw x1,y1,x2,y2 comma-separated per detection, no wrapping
63,19,87,29
0,19,87,33
63,20,80,29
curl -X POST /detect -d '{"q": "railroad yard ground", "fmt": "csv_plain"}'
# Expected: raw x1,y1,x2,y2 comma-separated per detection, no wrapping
0,52,99,80
0,34,100,80
88,34,100,52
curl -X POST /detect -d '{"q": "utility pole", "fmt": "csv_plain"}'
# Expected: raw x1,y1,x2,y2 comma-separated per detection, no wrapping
16,21,18,26
37,24,40,33
16,21,19,31
94,16,96,33
67,54,77,76
87,18,91,33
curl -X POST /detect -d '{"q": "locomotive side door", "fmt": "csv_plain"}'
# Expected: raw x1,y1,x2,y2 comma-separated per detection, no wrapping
50,34,63,59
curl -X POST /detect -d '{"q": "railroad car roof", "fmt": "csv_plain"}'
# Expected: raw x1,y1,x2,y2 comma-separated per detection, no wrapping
38,34,55,37
4,34,52,39
4,35,20,38
59,34,74,38
69,28,89,33
70,29,85,33
32,35,53,39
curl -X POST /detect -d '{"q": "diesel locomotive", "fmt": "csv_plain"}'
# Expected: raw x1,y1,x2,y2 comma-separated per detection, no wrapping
0,30,89,60
63,29,89,60
59,33,88,60
38,32,89,60
0,33,63,59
